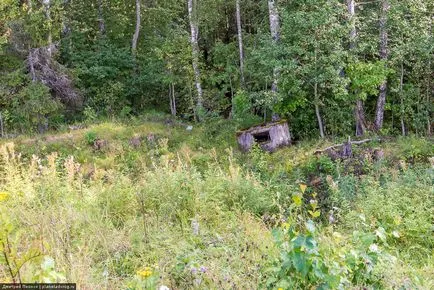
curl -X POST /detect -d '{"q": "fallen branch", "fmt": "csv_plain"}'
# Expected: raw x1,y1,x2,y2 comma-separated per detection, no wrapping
314,138,376,154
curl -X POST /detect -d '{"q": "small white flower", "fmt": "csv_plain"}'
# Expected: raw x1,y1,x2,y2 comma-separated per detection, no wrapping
369,244,379,253
159,285,170,290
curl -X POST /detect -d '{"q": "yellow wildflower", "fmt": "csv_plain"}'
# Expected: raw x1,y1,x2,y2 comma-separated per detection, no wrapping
299,183,307,194
0,192,9,202
282,222,291,230
278,288,284,290
137,267,153,278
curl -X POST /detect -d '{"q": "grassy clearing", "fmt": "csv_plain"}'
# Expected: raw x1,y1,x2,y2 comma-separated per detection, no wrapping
0,117,433,289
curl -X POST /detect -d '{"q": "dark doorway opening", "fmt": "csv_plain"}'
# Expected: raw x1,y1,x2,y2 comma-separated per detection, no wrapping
253,131,271,143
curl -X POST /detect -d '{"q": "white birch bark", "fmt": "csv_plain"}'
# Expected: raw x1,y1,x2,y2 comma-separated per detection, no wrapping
314,48,325,138
98,0,106,35
268,0,280,121
268,0,280,95
132,0,141,54
399,62,406,136
374,0,390,130
347,0,366,136
236,0,245,86
43,0,52,56
188,0,204,115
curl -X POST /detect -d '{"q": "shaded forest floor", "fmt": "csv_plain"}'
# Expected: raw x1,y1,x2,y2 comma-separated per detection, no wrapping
0,114,433,289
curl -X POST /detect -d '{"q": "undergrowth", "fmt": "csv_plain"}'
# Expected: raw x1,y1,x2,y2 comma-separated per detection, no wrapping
0,118,432,289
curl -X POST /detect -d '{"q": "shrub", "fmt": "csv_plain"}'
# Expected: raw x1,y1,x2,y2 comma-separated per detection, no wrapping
84,131,97,145
396,136,433,163
264,185,386,289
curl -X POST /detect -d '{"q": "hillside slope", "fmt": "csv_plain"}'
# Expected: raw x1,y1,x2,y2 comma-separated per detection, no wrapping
0,118,433,289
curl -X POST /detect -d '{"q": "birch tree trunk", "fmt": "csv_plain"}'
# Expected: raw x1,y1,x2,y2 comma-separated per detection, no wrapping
98,0,106,35
268,0,280,93
132,0,141,54
236,0,245,87
399,61,406,136
374,0,390,131
268,0,280,121
427,16,432,136
314,84,325,138
169,83,177,116
188,0,204,118
314,48,325,138
347,0,366,136
43,0,52,56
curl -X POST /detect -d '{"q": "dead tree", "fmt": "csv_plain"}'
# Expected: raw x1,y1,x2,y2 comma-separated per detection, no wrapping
27,44,82,110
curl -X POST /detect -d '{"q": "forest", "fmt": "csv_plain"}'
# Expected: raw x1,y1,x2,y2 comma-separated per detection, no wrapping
0,0,433,289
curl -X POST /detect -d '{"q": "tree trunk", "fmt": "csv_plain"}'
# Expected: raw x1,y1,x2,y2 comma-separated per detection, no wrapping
268,0,280,93
427,16,433,136
188,0,204,119
347,0,365,136
268,0,280,120
399,61,406,136
0,112,4,138
43,0,52,56
132,0,141,54
355,99,366,136
347,0,357,50
98,0,106,35
169,83,177,116
236,0,245,87
374,0,390,131
315,99,325,138
314,48,325,138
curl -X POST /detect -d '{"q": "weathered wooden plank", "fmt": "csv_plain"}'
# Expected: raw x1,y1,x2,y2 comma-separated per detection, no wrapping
237,121,291,152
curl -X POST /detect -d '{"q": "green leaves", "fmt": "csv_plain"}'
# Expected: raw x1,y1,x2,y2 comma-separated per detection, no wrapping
292,194,302,207
346,61,392,101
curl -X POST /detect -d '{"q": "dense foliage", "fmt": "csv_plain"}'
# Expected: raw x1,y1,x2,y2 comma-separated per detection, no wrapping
0,0,432,137
0,0,433,289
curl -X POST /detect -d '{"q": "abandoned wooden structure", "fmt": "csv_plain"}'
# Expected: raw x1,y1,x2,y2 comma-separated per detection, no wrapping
236,120,291,152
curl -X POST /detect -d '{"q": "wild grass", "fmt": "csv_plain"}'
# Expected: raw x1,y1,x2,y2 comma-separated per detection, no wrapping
0,118,432,289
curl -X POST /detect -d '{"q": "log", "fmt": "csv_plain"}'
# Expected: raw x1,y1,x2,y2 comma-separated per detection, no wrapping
314,138,377,155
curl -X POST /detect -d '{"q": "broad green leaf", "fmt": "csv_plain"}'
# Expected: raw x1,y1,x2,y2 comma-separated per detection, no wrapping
292,194,302,206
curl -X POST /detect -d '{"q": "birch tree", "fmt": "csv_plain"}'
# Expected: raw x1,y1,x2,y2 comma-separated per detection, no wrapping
132,0,141,54
97,0,106,35
268,0,280,120
188,0,204,118
42,0,52,55
236,0,245,87
374,0,390,130
347,0,366,136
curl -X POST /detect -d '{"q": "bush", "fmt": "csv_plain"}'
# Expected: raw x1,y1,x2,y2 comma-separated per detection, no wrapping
0,68,63,133
396,136,433,163
84,131,97,145
265,185,385,289
340,168,434,264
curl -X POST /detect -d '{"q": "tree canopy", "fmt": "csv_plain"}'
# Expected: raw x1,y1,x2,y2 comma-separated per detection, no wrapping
0,0,432,137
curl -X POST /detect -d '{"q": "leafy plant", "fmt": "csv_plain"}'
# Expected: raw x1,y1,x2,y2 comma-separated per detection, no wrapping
84,131,97,145
265,184,386,289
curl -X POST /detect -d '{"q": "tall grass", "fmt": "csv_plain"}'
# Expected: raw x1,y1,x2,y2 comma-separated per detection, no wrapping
0,121,432,289
0,142,276,289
